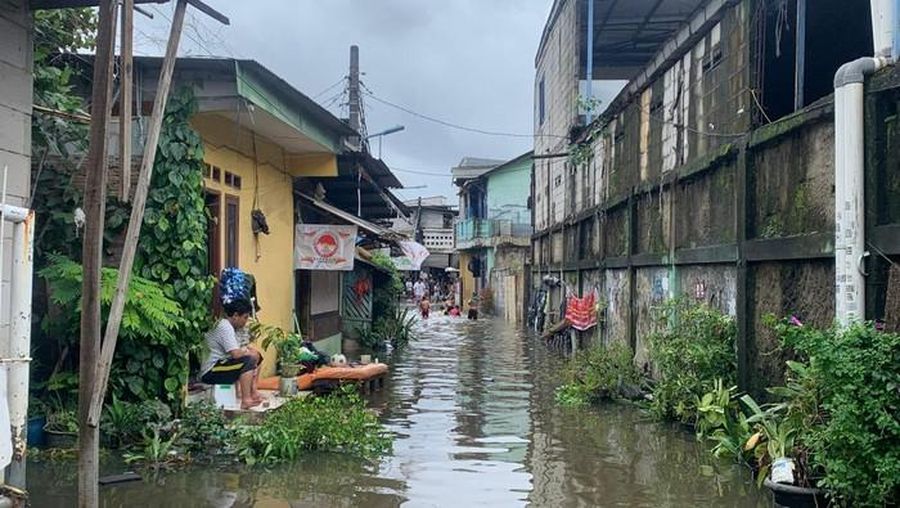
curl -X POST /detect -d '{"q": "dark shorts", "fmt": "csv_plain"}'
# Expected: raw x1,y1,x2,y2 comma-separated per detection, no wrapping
201,355,257,385
468,309,478,320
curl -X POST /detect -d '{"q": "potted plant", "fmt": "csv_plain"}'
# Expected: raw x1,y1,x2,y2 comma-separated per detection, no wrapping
254,321,304,395
44,408,78,448
740,393,829,508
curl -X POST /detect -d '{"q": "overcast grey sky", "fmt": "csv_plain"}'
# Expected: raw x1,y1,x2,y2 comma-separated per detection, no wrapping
135,1,552,201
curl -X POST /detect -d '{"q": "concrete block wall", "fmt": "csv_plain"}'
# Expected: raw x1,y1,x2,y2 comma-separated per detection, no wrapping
0,0,32,342
533,0,578,231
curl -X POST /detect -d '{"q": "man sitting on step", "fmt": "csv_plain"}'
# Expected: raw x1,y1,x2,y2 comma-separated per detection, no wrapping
200,299,263,409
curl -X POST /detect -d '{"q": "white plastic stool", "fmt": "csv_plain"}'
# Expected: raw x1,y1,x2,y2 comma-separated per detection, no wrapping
211,384,238,409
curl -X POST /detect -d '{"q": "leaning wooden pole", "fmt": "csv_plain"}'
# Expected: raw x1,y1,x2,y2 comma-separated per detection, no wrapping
78,1,117,506
119,0,134,202
87,0,188,428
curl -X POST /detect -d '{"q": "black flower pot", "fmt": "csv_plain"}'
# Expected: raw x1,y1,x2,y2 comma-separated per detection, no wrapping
764,478,830,508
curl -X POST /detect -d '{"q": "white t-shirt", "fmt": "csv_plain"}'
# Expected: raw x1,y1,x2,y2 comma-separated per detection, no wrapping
413,281,426,298
200,319,240,375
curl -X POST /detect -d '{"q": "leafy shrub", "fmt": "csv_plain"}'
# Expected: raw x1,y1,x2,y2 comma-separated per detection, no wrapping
101,397,172,449
40,254,186,403
647,299,736,424
776,321,900,506
123,426,183,471
555,342,641,407
233,387,391,465
694,380,753,462
175,400,233,456
359,307,418,351
370,252,402,319
44,408,78,434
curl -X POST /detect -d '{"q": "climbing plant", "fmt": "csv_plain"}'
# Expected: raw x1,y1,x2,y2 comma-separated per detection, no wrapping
30,7,130,266
135,87,214,400
370,251,403,318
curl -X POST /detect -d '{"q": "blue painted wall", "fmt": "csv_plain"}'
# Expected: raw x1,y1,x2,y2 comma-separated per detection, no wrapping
486,155,532,226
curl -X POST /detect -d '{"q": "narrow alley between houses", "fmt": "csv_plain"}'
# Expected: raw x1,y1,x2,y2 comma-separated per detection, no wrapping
29,313,765,507
3,0,900,506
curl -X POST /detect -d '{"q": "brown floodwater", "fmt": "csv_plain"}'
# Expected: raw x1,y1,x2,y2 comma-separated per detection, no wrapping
28,314,768,507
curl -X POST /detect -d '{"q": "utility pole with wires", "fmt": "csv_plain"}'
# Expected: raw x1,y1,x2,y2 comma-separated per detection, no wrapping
348,45,364,150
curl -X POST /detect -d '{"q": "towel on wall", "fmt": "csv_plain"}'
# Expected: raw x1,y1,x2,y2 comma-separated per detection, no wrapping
565,292,598,331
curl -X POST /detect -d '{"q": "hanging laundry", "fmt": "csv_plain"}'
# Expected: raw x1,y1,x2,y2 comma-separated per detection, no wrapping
565,291,598,331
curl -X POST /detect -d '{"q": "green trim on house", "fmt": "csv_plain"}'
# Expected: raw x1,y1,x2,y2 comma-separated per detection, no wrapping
234,61,350,154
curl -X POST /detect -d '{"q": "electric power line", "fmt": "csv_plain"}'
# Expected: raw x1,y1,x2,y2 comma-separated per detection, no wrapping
389,167,452,177
313,76,348,99
360,84,565,140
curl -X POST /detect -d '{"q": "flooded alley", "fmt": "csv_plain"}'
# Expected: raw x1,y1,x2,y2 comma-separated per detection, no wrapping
30,314,765,507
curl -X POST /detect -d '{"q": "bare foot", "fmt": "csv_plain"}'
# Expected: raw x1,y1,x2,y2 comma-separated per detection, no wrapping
241,399,262,410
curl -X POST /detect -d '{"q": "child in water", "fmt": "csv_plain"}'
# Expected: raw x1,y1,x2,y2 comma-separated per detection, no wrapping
466,296,479,320
419,297,431,319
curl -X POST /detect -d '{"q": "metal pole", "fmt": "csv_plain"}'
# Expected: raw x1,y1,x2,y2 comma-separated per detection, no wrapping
586,0,595,121
794,0,806,111
6,210,34,489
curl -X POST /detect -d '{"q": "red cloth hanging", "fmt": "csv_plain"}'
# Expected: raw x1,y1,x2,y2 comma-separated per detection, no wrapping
565,292,598,331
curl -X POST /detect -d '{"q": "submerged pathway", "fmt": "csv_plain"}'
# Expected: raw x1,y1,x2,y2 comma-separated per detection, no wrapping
29,314,766,506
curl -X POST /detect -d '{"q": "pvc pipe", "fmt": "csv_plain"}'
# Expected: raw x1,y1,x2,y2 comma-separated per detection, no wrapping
895,0,900,61
834,57,888,326
871,0,897,57
834,83,866,324
6,213,34,488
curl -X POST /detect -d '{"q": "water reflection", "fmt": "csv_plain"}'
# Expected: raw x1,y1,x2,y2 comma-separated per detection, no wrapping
28,313,765,507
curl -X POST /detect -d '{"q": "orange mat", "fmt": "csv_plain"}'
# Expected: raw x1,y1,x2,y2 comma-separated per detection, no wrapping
259,363,388,391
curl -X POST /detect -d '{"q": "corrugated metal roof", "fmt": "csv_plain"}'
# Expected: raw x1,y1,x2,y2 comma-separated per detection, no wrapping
537,0,708,75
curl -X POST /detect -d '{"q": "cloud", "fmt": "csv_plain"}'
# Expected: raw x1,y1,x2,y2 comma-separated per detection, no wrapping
137,1,551,200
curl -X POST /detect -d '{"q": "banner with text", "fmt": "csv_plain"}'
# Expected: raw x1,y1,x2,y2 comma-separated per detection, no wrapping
295,224,357,271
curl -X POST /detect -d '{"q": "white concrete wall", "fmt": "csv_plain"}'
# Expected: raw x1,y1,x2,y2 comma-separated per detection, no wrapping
534,0,579,231
0,0,32,340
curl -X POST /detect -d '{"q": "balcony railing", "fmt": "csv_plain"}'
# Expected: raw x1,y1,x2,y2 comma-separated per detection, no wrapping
455,218,532,249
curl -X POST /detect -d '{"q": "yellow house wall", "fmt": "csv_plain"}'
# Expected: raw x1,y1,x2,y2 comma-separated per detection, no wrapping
201,144,294,377
191,114,342,377
458,251,475,304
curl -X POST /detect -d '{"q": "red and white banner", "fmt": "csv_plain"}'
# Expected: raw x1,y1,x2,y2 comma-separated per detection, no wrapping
295,224,357,271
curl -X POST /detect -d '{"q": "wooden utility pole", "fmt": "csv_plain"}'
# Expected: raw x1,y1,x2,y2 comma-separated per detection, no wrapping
119,0,134,202
87,0,189,428
78,0,117,506
76,2,227,506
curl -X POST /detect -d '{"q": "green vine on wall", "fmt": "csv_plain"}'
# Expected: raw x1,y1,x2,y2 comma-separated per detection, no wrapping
135,87,214,400
568,96,605,169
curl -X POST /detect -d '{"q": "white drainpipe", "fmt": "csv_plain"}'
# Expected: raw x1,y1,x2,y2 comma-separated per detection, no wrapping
833,0,895,325
0,204,34,489
872,0,897,57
